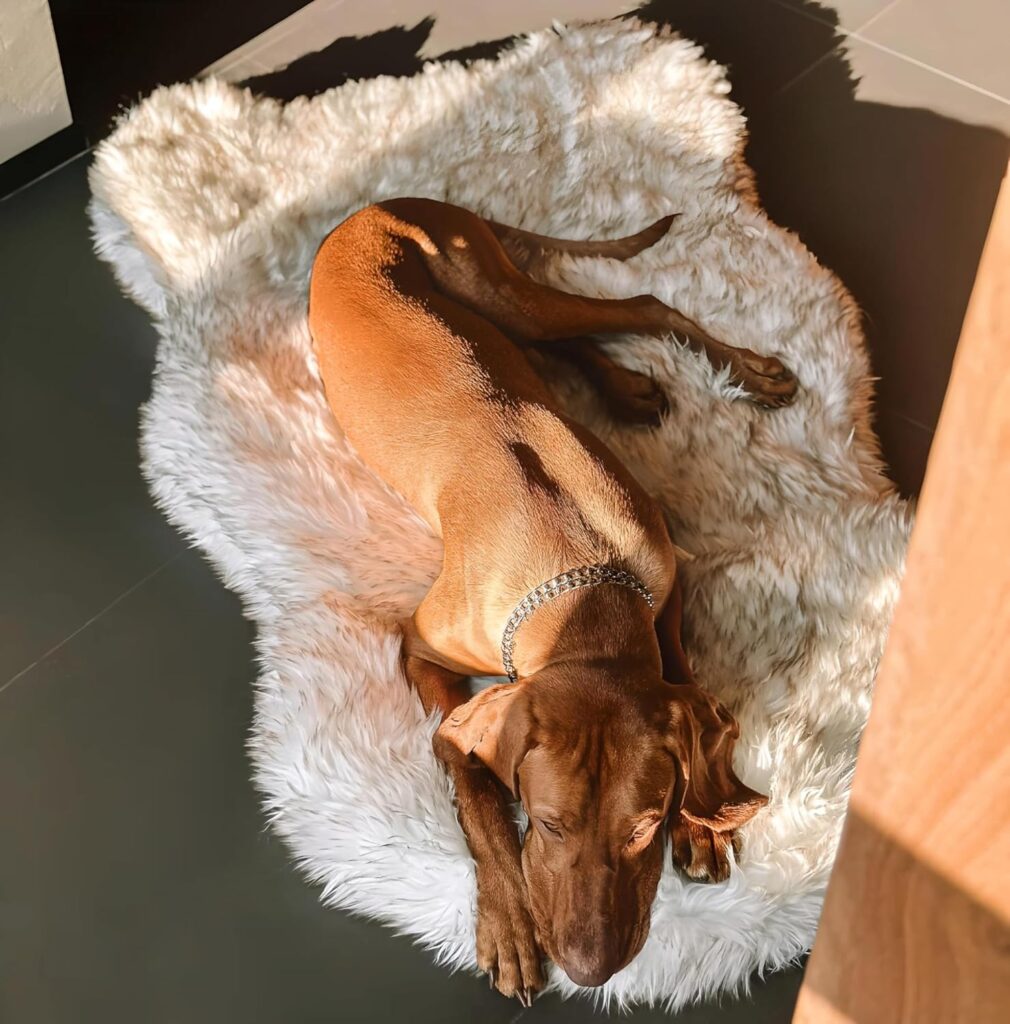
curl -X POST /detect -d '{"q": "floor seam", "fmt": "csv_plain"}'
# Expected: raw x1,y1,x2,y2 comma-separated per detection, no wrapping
853,0,902,37
767,0,860,35
0,555,180,697
0,144,95,204
767,0,899,37
200,0,353,80
888,409,935,433
764,0,856,99
768,0,1010,108
774,43,841,97
842,32,1010,108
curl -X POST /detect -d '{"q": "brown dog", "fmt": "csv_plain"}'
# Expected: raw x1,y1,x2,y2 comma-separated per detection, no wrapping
308,198,789,1001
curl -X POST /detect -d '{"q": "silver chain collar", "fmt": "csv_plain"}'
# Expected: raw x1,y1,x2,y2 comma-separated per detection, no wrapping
500,563,654,682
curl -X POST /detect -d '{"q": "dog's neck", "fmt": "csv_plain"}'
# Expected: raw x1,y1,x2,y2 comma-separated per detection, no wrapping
509,583,662,683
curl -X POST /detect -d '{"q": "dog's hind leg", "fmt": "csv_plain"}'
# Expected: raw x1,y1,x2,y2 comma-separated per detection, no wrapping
485,268,798,409
381,198,797,408
538,338,670,425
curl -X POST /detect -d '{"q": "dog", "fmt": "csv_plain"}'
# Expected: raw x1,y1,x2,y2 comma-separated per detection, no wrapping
308,198,792,1002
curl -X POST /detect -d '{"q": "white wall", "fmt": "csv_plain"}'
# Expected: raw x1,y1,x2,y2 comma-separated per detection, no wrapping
0,0,72,164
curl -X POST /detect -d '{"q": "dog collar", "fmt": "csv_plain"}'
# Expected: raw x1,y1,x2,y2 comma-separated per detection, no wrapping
501,563,654,682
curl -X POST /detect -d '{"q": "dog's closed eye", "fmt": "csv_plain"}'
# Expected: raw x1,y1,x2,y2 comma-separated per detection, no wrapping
533,817,564,840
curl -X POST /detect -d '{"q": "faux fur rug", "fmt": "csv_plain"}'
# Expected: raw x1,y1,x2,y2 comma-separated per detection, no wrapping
89,19,911,1010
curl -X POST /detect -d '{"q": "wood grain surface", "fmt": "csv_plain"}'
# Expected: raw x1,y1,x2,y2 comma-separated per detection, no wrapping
793,163,1010,1023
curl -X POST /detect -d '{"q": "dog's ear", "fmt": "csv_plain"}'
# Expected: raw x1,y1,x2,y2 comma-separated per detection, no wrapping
434,683,531,796
664,683,767,879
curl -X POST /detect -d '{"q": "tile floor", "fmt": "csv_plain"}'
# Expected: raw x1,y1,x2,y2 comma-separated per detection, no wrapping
2,2,1008,1021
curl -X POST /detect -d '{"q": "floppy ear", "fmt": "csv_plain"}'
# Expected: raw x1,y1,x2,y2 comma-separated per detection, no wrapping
434,683,531,796
665,683,767,881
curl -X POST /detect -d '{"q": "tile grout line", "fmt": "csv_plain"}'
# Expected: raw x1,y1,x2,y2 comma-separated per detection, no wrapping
766,0,893,99
202,0,352,79
774,44,838,98
0,556,180,697
255,0,354,70
888,408,936,433
1,144,95,204
768,0,899,36
852,0,902,35
843,33,1010,108
770,0,1010,108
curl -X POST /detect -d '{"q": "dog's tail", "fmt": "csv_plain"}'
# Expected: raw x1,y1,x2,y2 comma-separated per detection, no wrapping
487,213,677,270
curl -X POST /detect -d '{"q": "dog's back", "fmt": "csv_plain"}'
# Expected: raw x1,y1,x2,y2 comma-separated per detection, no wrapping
309,200,676,669
309,203,553,525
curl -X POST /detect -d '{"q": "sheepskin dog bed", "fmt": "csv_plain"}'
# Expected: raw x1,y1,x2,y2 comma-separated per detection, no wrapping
89,19,911,1010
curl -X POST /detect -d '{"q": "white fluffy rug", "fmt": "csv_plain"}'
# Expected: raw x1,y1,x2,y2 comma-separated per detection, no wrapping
89,19,911,1010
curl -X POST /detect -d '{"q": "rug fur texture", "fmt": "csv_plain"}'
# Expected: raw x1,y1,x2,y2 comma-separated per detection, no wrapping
89,19,911,1009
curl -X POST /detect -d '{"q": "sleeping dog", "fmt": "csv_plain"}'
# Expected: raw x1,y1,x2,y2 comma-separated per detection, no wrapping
308,198,793,1001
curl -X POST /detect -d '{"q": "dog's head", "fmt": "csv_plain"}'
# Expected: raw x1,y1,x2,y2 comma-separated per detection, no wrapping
435,667,765,987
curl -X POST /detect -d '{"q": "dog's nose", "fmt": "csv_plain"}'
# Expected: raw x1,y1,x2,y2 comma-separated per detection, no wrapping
560,960,617,988
556,946,621,988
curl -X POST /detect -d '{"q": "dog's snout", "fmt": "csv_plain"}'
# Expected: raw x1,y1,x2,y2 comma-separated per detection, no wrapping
556,934,624,988
557,948,620,988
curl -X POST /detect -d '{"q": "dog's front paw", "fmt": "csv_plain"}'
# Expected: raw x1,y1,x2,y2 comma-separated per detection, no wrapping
669,816,736,884
475,868,545,1005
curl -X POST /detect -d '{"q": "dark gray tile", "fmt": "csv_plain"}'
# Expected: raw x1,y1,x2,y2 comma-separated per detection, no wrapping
1,158,185,682
0,543,796,1022
744,42,1010,443
0,551,520,1024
